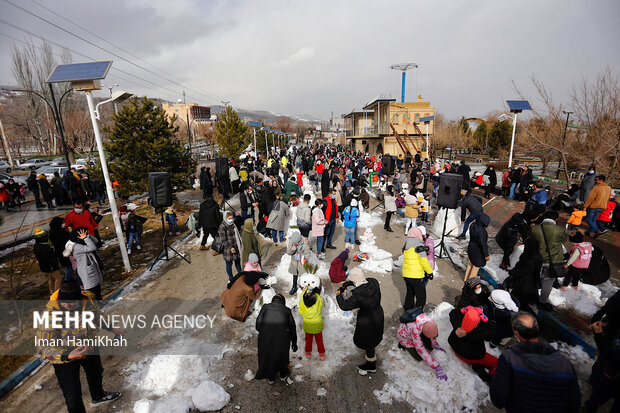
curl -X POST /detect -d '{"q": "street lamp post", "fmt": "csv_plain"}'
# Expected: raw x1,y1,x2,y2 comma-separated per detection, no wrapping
102,83,119,113
556,110,573,179
503,100,532,168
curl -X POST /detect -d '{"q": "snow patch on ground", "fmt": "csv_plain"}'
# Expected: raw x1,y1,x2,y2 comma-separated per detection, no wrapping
357,210,384,229
430,207,462,239
549,281,618,317
129,339,229,413
374,302,490,412
358,229,393,274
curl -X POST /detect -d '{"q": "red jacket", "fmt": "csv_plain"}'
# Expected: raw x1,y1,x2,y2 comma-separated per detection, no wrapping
64,209,98,235
296,171,304,187
597,200,616,222
323,196,338,221
502,171,510,187
316,164,324,175
329,257,347,283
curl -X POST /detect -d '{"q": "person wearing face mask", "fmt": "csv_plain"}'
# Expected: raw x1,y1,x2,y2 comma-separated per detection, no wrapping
64,201,98,236
218,211,243,281
240,184,259,222
457,277,493,313
579,165,597,203
322,189,339,251
490,312,580,412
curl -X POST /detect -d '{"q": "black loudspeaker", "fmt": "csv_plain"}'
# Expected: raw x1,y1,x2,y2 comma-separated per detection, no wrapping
216,157,229,177
149,172,173,208
382,155,394,175
437,173,462,209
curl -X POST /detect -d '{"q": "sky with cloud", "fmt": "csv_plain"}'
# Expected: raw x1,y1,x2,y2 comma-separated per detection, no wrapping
0,0,618,121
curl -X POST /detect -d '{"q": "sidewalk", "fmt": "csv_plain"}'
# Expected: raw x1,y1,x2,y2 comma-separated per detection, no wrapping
0,205,73,249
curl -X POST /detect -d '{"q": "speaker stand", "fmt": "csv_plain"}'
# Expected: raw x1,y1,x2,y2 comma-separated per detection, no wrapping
436,207,457,269
149,207,191,271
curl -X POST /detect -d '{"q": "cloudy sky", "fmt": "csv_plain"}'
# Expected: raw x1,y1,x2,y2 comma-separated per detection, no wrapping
0,0,618,121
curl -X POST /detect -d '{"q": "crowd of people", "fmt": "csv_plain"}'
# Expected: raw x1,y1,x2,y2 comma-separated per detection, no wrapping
196,144,618,412
28,142,619,412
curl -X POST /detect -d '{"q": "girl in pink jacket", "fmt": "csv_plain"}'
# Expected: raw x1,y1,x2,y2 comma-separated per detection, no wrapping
397,314,447,380
311,200,326,259
562,231,592,290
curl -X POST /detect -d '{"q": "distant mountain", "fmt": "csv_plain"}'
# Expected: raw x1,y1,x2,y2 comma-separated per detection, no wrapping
210,105,325,124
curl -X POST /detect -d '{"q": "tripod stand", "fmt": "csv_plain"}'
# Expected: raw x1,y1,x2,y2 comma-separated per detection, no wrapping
435,207,457,268
149,207,191,270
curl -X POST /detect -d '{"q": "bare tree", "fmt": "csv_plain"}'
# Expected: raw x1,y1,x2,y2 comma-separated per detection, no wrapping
513,76,573,187
570,66,620,184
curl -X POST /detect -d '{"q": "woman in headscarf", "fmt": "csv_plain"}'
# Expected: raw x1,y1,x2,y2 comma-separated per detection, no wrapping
218,211,243,281
506,237,542,315
203,167,213,198
241,218,262,265
254,294,298,384
220,271,267,322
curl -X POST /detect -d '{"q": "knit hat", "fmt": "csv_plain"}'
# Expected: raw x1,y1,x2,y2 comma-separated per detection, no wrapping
421,320,439,339
57,281,83,302
407,227,423,240
350,199,358,207
348,267,366,286
34,227,46,237
464,277,482,291
460,306,488,332
569,231,584,243
489,290,519,312
337,249,349,262
290,231,302,243
248,253,259,264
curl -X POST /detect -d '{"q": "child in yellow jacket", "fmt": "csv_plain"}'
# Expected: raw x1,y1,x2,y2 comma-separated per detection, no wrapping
567,204,586,232
299,287,325,360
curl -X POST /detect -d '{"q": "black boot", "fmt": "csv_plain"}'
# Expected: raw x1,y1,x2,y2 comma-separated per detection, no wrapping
357,360,377,375
289,275,298,295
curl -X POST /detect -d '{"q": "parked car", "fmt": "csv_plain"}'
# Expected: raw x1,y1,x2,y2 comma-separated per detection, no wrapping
71,158,96,171
0,172,28,186
0,160,13,173
18,158,51,170
50,157,69,167
35,166,68,180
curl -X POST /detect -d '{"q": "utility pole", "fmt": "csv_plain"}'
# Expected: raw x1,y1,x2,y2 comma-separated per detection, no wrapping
556,110,573,179
390,63,418,103
0,117,13,168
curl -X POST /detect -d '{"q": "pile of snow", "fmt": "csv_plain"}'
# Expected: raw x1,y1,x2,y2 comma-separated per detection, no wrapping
357,209,384,229
548,282,616,317
130,339,229,413
430,207,462,239
374,302,491,412
358,229,393,274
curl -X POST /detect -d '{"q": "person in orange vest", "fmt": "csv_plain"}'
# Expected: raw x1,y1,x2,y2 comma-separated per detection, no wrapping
111,177,120,199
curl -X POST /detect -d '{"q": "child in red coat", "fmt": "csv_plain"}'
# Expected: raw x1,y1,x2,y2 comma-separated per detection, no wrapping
329,249,349,283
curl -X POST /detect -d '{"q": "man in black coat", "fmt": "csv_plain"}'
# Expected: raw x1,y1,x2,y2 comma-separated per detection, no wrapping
508,164,523,200
254,294,297,384
518,165,533,201
27,171,44,207
585,291,620,412
198,197,222,251
336,268,384,375
48,217,73,281
457,160,471,192
483,166,497,198
495,212,530,270
490,312,581,412
457,193,483,239
239,185,259,222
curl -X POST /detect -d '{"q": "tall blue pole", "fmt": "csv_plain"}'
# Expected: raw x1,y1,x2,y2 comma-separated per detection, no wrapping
401,71,406,102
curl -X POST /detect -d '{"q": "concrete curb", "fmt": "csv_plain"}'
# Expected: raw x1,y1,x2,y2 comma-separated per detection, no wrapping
0,229,194,400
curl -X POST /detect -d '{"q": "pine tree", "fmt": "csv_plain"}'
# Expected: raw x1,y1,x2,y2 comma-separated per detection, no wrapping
99,97,195,198
487,120,512,157
472,121,488,151
215,106,251,160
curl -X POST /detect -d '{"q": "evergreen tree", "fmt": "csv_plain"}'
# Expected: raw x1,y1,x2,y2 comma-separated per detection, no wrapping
99,97,195,198
472,121,488,151
215,106,251,160
487,120,512,157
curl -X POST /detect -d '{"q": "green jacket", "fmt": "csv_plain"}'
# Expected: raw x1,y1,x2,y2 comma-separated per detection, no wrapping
530,221,567,265
284,180,301,198
241,218,261,264
299,293,323,334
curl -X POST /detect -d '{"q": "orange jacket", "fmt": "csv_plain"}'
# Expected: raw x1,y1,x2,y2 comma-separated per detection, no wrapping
567,210,586,226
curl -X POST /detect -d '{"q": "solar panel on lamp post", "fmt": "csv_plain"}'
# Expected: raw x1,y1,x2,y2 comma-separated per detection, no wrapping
505,100,532,168
47,61,132,273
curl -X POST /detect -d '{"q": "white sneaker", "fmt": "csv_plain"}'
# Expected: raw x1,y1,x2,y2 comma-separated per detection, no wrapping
127,248,132,255
280,375,294,385
137,245,142,250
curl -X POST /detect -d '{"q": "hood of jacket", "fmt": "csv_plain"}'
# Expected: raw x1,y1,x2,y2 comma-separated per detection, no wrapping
352,278,382,310
202,198,218,209
404,237,425,252
475,213,490,227
243,218,254,233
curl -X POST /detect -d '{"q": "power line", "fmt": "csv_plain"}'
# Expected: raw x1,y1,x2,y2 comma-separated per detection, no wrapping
28,0,223,103
3,0,222,104
0,19,200,101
